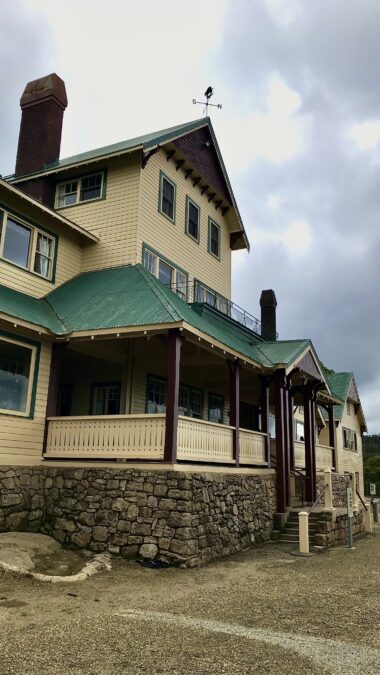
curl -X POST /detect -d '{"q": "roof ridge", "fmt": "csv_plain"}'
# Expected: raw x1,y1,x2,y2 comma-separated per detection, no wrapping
136,265,183,322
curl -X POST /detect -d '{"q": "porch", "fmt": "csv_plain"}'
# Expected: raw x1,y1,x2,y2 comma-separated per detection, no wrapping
45,414,268,465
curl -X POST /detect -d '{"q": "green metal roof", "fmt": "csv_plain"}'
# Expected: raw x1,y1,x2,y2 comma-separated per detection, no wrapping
321,371,352,420
0,264,311,370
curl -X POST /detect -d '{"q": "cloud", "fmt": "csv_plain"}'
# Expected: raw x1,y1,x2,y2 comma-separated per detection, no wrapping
349,120,380,151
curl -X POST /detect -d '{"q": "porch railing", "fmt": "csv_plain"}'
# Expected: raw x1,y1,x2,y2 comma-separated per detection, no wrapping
240,428,267,465
294,440,334,470
177,416,234,463
46,414,166,460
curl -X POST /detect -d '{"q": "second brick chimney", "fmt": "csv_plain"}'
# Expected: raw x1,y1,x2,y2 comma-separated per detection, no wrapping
260,289,277,341
15,73,67,177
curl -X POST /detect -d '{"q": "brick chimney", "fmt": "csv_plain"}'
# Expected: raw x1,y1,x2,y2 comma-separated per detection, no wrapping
15,73,67,177
260,289,277,341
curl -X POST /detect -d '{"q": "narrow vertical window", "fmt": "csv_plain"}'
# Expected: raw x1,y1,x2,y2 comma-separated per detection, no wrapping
186,197,200,241
34,232,53,278
3,218,31,268
208,219,220,259
176,271,187,300
159,173,176,221
158,259,173,288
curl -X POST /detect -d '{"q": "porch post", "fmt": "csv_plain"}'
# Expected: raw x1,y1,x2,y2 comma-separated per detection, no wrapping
260,376,270,467
42,342,64,454
228,359,240,466
303,383,317,503
288,385,295,471
274,369,287,513
164,329,182,463
327,404,336,470
283,384,290,507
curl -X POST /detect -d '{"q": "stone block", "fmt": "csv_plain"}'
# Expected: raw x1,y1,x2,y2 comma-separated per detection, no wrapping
79,512,95,528
112,498,130,511
55,518,76,532
121,545,138,559
154,484,168,497
158,537,171,550
117,520,131,533
0,493,22,507
93,526,108,542
169,512,193,527
131,522,151,537
72,530,92,548
139,543,158,559
175,527,198,540
5,511,29,531
170,539,198,556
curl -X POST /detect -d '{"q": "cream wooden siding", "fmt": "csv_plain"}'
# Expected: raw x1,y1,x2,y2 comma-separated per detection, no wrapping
137,149,232,300
0,328,50,465
56,155,141,273
0,219,82,299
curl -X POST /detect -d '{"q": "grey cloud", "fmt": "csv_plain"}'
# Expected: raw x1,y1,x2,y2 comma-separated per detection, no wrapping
0,1,54,176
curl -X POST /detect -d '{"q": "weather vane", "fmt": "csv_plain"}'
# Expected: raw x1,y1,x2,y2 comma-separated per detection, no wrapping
193,86,222,116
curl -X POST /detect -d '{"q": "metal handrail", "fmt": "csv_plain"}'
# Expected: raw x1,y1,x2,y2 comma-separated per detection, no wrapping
308,483,328,514
356,489,368,512
270,455,306,507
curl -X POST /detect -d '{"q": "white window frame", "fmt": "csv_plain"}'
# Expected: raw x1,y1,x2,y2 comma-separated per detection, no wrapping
55,172,105,209
0,208,56,281
143,246,187,300
0,335,37,418
343,427,357,451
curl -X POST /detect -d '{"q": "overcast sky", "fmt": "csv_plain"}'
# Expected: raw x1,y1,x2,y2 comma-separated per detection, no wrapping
1,0,379,431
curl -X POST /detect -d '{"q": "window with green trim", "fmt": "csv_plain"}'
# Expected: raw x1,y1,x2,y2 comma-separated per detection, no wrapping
186,197,200,242
194,280,229,314
143,246,187,300
146,375,203,419
55,172,105,208
343,427,358,451
159,173,176,222
0,208,56,280
208,218,220,259
0,335,38,417
208,393,224,424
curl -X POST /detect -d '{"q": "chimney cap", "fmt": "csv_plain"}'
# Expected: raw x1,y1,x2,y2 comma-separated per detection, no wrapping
20,73,67,111
260,289,277,307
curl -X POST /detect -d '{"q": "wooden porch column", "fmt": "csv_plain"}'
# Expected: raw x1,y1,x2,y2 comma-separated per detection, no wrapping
164,329,182,463
260,376,270,467
274,369,287,513
283,385,290,507
327,404,336,470
288,385,295,471
228,360,240,466
42,342,64,454
303,384,317,503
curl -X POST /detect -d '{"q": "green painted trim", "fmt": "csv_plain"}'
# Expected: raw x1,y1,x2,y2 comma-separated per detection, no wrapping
208,217,221,261
0,203,58,284
0,329,41,420
208,391,224,424
89,380,121,415
142,243,189,301
158,170,176,224
185,195,200,244
54,169,107,211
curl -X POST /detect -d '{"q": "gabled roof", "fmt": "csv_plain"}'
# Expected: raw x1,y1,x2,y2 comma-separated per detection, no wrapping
0,264,312,371
6,117,249,250
321,369,367,430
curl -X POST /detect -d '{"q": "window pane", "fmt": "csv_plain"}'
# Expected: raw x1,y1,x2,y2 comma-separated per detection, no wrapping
296,421,304,441
190,389,202,419
3,218,31,269
80,174,102,201
143,250,157,275
176,271,186,300
34,233,53,278
179,385,189,416
159,260,172,287
147,377,166,413
210,222,220,257
161,177,174,219
209,394,223,424
187,201,199,239
0,339,32,413
57,182,78,207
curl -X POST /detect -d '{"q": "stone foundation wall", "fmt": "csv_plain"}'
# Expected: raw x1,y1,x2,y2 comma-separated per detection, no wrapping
316,473,348,508
0,466,276,566
312,510,365,547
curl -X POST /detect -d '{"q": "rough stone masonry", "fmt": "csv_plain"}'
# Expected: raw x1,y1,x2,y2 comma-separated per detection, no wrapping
0,467,276,567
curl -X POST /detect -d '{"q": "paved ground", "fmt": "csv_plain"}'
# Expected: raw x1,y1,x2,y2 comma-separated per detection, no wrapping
0,530,379,674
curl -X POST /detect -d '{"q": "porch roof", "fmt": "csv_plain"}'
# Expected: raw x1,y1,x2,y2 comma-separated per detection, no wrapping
321,370,367,429
0,264,313,371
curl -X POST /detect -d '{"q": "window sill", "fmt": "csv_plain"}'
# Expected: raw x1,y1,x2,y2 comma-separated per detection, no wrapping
55,194,105,210
0,257,54,284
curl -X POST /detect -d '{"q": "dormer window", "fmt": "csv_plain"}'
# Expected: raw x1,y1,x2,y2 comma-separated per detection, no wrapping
159,172,176,222
208,218,220,259
55,172,104,208
186,197,200,242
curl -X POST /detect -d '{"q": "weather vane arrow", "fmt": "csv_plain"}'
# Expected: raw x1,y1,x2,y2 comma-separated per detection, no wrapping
193,86,222,116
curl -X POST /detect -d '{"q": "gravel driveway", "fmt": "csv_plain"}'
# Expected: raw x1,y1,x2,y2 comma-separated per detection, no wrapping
0,530,379,674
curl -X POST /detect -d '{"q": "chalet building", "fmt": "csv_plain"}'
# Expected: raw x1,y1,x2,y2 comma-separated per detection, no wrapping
0,74,367,537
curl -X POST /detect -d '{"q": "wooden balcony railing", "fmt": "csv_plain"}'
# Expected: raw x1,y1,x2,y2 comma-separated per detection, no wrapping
239,428,267,465
177,416,234,463
46,414,166,460
294,440,334,470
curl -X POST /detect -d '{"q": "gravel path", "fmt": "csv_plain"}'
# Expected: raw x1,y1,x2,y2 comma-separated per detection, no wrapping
0,529,379,674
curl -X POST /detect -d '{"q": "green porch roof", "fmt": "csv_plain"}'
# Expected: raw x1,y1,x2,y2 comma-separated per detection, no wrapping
321,371,352,421
0,264,311,370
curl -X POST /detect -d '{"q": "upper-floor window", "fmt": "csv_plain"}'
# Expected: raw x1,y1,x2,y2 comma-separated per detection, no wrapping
0,208,56,281
343,427,358,451
186,196,200,242
346,401,351,415
55,172,105,208
143,245,187,300
208,218,221,259
159,172,176,222
0,334,39,417
194,280,229,314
